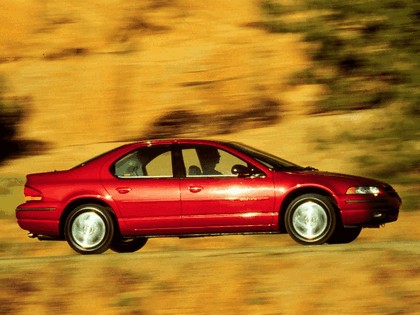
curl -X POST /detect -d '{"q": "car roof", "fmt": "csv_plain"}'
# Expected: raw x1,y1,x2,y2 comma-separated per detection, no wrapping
121,138,230,149
140,138,225,145
76,139,230,167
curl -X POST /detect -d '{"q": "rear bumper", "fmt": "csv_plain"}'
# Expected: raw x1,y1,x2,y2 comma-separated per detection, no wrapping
16,202,61,236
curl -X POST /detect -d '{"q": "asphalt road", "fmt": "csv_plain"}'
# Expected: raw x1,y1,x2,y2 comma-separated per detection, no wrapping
1,239,419,263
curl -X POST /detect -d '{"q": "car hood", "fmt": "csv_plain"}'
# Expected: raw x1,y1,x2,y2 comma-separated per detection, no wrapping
277,169,388,187
306,171,381,183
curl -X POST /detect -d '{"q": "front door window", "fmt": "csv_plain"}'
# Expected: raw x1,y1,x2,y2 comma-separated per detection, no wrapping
183,146,248,177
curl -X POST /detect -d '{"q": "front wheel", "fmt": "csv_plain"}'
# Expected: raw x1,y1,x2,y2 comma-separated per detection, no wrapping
285,194,336,245
110,237,148,253
64,204,114,254
327,226,362,244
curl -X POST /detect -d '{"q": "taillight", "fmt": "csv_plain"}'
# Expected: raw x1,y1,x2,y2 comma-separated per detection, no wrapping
24,186,43,201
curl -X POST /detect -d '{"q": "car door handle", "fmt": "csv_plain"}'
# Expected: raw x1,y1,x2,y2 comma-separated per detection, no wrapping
188,186,203,193
116,187,132,194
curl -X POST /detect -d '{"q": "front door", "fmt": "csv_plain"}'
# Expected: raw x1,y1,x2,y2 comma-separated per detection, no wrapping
179,145,276,233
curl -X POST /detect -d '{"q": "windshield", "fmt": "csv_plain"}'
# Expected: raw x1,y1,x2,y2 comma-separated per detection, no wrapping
224,142,303,171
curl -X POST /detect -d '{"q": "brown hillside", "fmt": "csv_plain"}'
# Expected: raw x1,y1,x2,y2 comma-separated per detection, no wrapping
0,1,405,180
0,0,309,144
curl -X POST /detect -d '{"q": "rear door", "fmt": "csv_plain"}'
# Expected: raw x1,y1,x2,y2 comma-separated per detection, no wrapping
102,145,181,235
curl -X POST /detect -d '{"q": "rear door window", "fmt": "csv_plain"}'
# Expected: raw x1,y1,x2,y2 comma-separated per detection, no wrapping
114,146,173,178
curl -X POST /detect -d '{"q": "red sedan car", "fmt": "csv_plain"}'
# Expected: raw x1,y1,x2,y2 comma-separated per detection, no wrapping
16,139,401,254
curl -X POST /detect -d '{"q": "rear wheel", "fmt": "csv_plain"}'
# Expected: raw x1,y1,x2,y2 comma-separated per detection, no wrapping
110,237,148,253
64,204,114,254
327,226,362,244
285,194,336,245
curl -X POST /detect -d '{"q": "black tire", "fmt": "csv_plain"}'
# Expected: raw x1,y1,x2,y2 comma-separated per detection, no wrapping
110,237,148,253
64,204,114,254
285,194,336,245
327,226,362,244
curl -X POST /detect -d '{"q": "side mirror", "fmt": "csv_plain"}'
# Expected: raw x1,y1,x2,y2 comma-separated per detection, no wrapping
231,164,251,178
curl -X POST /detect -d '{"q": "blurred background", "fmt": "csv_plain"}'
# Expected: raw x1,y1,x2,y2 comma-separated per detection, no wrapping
0,1,419,314
1,0,418,208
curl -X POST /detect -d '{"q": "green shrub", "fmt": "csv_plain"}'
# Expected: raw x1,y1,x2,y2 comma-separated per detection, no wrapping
0,78,26,163
262,0,420,210
0,76,48,165
261,0,420,114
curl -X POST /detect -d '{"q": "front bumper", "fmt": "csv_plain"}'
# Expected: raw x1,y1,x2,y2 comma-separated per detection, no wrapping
339,193,401,227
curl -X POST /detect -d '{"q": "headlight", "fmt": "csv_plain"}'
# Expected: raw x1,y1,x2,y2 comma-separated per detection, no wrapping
346,186,380,195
